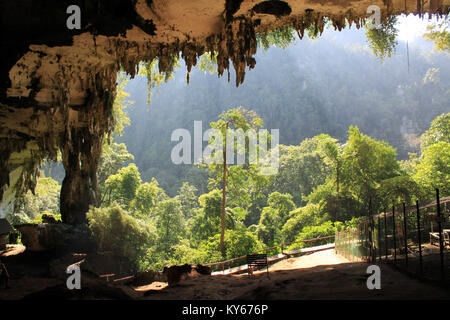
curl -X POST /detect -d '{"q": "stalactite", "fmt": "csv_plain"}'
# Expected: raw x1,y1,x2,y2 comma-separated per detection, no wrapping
1,0,448,224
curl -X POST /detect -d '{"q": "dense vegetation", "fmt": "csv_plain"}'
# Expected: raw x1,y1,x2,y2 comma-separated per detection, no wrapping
9,16,450,271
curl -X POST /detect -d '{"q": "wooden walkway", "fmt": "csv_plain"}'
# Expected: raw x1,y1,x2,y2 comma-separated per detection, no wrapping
211,243,335,275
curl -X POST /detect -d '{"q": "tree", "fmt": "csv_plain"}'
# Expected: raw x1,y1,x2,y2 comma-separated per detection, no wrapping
98,142,134,201
87,204,155,271
205,107,265,257
201,229,263,262
189,189,223,245
318,137,343,197
104,163,142,207
415,142,450,197
257,26,296,50
420,113,450,152
287,221,337,250
270,135,332,205
98,73,134,204
177,182,199,218
423,21,450,52
340,126,400,211
257,192,295,246
282,203,328,242
365,16,398,62
11,175,61,224
377,175,424,207
197,52,218,74
154,197,185,256
132,178,165,217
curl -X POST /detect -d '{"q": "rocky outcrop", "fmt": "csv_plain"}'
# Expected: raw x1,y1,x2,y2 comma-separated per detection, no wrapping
16,223,97,253
129,269,167,286
0,0,448,224
162,264,212,286
48,252,135,280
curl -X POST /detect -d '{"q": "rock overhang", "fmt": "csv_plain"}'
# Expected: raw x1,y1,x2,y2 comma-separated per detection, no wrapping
0,0,448,223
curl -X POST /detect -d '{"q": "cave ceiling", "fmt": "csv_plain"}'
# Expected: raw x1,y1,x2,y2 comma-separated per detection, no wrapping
0,0,448,223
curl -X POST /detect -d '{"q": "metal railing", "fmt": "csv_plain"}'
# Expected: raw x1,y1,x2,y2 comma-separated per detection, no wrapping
335,189,450,284
204,235,335,273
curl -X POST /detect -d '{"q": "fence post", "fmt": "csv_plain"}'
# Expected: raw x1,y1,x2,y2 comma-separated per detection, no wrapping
416,200,423,276
384,209,388,261
403,202,408,267
369,197,376,263
392,204,397,264
436,188,444,281
378,215,381,263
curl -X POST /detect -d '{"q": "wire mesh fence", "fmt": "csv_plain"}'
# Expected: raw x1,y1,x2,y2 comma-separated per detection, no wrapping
335,189,450,284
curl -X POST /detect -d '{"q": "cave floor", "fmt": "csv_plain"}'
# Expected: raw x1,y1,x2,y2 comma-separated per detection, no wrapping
1,249,450,300
137,250,450,300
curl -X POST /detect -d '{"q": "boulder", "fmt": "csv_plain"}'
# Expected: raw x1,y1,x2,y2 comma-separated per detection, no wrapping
16,223,97,254
162,264,211,286
129,269,166,286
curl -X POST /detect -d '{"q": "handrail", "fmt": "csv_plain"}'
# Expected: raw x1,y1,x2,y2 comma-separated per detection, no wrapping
371,196,450,220
203,235,335,267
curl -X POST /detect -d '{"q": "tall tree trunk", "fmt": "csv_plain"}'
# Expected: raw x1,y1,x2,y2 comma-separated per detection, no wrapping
220,142,227,258
220,124,228,258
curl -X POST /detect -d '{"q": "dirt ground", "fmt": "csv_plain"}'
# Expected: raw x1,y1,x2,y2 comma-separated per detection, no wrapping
133,249,450,300
2,249,450,300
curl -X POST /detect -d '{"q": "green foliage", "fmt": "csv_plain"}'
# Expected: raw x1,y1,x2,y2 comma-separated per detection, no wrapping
87,204,155,270
11,176,60,225
282,203,328,242
420,112,450,152
257,27,296,50
30,211,62,224
197,52,218,74
177,182,199,218
112,73,133,137
286,221,336,250
138,56,180,105
340,126,400,208
257,192,296,245
270,135,332,205
189,189,223,244
131,178,165,217
377,175,424,207
154,197,185,255
266,192,296,219
201,229,264,261
423,21,450,52
104,163,142,207
162,239,210,267
414,141,450,197
257,207,282,246
98,142,134,196
365,16,398,62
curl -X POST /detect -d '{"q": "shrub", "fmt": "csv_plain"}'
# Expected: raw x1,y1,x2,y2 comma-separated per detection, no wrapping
30,211,62,224
87,204,155,270
286,221,336,250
